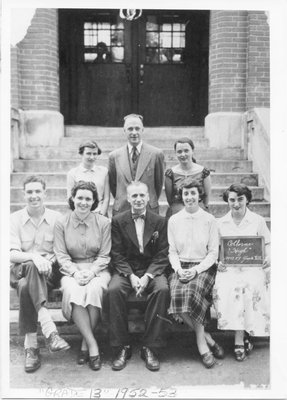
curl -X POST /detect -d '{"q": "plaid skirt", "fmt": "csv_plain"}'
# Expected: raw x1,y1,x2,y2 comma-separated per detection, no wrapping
168,262,217,325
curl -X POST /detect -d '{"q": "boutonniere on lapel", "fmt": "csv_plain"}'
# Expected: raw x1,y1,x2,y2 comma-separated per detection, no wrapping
151,231,159,245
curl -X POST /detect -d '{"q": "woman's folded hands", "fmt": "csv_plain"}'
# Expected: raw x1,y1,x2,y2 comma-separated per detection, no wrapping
73,269,95,285
178,267,197,283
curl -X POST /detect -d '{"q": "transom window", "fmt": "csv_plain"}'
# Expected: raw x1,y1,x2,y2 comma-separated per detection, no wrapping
83,19,124,63
145,15,186,64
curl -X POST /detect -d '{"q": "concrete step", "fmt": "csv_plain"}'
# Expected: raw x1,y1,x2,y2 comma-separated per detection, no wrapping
19,146,245,161
10,186,265,203
10,171,259,187
60,136,210,149
10,200,270,218
12,159,253,173
65,125,205,139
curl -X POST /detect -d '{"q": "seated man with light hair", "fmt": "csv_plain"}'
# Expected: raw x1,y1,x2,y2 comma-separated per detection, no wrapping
109,180,170,371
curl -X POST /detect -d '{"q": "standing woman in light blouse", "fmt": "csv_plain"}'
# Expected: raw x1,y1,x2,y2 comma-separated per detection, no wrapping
168,179,224,368
67,140,110,216
213,184,270,361
54,181,111,371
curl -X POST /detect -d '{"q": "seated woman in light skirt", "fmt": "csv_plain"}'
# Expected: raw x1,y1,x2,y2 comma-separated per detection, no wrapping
54,181,111,370
167,179,224,368
213,184,270,361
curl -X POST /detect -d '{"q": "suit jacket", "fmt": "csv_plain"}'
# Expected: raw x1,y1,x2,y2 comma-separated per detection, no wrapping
110,210,170,278
108,142,165,213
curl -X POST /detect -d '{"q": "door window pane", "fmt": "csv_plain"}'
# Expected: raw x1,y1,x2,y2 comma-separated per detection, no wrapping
83,18,124,63
145,15,187,64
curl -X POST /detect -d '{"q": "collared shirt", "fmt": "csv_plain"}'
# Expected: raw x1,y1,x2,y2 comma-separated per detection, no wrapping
127,141,143,160
218,208,270,243
54,211,111,276
66,164,108,211
168,208,219,274
133,211,146,254
10,207,61,261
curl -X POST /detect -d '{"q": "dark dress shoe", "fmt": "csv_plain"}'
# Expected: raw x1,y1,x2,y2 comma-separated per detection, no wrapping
140,346,160,371
89,355,101,370
112,345,132,371
47,331,70,353
210,342,225,359
200,351,216,368
77,350,89,365
25,347,41,373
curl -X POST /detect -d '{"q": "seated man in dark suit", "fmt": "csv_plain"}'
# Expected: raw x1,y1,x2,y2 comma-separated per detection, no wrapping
109,181,170,371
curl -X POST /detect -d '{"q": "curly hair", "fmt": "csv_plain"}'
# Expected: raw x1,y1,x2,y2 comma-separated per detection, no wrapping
222,183,252,204
68,181,99,211
178,178,203,202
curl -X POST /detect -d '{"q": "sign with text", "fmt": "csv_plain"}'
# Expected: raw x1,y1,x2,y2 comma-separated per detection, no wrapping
220,236,265,267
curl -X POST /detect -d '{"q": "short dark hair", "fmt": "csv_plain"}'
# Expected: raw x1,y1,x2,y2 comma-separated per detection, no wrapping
174,137,196,163
23,175,46,190
174,137,195,151
222,184,252,204
68,181,99,211
78,140,102,155
178,179,203,202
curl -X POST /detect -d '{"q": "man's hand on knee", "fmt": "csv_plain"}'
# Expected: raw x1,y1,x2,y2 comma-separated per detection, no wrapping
32,254,52,276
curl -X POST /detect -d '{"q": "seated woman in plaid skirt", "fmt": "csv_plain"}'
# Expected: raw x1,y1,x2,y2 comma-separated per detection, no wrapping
167,179,224,368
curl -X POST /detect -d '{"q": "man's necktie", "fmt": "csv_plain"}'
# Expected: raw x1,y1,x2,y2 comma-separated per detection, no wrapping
132,213,145,220
131,147,138,163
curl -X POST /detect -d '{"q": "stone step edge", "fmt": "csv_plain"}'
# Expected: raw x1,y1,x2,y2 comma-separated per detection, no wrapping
10,185,264,190
11,171,257,176
9,200,270,205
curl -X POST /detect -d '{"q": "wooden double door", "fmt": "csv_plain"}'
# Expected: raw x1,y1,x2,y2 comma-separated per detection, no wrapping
59,9,209,126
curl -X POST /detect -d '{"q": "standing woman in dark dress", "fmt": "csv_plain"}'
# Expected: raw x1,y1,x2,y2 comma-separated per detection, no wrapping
167,180,224,368
165,138,211,218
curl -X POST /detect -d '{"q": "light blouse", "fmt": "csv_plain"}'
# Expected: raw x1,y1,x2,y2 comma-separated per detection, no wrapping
54,211,111,277
67,164,109,212
218,208,270,245
168,207,219,274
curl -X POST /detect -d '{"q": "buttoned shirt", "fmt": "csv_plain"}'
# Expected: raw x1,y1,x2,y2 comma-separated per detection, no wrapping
127,141,143,161
54,211,111,277
133,211,146,254
218,208,270,243
67,164,108,212
168,208,219,274
10,207,61,263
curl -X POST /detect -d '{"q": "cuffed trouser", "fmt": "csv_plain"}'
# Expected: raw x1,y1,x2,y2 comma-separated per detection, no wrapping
10,261,58,336
108,273,170,348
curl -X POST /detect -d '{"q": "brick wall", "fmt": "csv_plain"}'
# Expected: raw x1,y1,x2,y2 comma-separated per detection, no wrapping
11,47,20,109
209,10,248,113
246,12,270,109
17,9,59,111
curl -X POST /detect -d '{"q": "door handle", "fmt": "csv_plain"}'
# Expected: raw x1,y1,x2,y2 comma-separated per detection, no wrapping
139,64,144,84
126,64,131,84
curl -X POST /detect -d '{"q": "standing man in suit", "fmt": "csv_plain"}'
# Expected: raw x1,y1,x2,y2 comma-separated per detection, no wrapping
109,181,170,371
108,114,165,215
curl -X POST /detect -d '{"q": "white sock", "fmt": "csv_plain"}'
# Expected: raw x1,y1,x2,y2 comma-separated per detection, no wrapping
38,307,57,339
24,332,38,349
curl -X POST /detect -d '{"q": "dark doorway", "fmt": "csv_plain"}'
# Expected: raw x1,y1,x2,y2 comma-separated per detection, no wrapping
59,9,209,126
